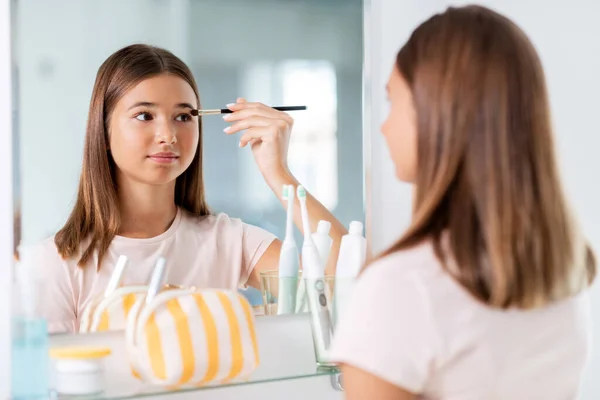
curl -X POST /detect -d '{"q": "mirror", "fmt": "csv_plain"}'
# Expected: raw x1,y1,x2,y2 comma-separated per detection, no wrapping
13,0,364,335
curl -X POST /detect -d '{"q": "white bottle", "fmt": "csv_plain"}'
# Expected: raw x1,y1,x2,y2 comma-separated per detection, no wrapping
333,221,367,325
311,220,333,273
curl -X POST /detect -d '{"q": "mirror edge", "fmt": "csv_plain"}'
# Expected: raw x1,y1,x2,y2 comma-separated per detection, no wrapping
362,0,373,261
0,0,15,396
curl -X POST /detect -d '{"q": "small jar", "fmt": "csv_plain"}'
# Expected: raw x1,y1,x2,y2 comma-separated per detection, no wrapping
49,346,111,395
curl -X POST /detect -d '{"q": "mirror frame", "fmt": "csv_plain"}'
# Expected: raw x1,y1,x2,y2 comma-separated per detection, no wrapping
0,0,374,395
0,0,15,396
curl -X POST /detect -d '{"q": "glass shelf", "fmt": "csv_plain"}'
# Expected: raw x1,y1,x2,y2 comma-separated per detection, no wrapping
49,314,340,399
56,365,339,400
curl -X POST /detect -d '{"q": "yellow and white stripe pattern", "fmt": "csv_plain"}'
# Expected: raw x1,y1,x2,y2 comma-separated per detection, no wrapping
97,291,146,332
128,289,260,386
80,287,148,333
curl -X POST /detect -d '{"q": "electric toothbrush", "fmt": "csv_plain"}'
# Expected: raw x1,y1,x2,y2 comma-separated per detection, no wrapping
295,275,308,313
277,184,300,314
296,185,334,356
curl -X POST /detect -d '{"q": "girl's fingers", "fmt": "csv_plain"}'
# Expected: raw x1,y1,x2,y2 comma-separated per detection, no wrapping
223,116,278,135
239,127,273,147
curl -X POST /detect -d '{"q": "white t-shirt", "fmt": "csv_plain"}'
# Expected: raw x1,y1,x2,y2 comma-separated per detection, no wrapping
329,240,592,400
33,208,276,333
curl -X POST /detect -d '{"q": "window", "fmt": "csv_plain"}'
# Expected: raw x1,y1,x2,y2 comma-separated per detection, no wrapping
240,60,338,212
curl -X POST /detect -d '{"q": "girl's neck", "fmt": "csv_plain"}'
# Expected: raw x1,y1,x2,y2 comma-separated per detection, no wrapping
116,176,178,238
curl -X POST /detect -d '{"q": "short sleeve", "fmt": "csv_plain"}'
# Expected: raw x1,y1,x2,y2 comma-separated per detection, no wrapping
29,239,77,333
239,223,277,286
328,257,438,393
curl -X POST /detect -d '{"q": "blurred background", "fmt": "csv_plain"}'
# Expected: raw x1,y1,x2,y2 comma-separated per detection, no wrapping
12,0,364,248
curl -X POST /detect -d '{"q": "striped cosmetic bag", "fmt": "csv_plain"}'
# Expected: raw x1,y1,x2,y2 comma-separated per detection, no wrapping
125,288,260,386
80,284,195,333
80,286,148,333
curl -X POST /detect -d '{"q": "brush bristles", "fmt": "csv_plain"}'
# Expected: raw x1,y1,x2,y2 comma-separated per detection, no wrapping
297,185,306,199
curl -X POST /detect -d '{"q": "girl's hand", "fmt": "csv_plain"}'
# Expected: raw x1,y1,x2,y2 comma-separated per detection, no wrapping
223,98,293,182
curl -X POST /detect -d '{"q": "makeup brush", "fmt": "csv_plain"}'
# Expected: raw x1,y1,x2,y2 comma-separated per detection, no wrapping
191,105,306,116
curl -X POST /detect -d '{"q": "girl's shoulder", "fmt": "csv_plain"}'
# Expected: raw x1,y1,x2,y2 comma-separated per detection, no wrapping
178,210,245,235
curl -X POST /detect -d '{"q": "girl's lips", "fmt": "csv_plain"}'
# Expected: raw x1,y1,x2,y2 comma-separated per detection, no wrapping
148,153,179,163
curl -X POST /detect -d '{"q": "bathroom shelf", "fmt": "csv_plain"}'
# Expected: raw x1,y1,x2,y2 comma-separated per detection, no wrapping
53,365,339,400
49,314,341,399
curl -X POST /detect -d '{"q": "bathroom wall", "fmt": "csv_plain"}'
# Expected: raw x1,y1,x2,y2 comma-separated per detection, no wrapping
367,0,600,398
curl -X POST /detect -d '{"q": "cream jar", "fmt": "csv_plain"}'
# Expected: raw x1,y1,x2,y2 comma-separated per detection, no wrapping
49,346,111,395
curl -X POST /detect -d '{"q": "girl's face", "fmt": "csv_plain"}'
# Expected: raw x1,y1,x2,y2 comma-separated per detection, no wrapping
380,67,418,182
108,74,199,186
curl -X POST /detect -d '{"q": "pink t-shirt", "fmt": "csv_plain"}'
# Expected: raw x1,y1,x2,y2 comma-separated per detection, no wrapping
329,240,591,399
33,208,276,333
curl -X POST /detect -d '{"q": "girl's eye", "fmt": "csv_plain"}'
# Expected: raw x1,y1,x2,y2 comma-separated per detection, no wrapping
135,112,153,121
175,113,192,122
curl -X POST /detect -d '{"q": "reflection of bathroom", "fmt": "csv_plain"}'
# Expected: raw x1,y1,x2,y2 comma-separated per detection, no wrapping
17,0,363,242
16,0,363,307
14,0,365,263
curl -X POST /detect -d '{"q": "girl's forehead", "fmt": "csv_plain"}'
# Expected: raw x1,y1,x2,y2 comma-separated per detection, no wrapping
118,75,197,106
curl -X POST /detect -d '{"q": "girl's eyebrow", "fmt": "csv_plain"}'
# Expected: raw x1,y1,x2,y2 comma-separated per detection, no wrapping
128,101,156,110
127,102,195,111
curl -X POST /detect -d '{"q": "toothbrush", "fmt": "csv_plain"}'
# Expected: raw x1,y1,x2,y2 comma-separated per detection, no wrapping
296,185,335,354
146,257,167,305
277,185,300,314
85,255,129,332
127,257,166,361
294,186,317,312
104,255,129,297
294,276,308,313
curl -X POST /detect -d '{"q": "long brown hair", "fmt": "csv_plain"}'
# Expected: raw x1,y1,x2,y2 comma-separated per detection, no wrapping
378,6,595,309
55,44,210,268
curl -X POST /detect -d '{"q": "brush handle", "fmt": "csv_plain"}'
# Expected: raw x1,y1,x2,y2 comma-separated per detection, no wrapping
104,255,128,297
277,278,298,315
285,185,295,239
193,105,306,116
220,105,306,114
295,277,308,313
146,257,166,305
